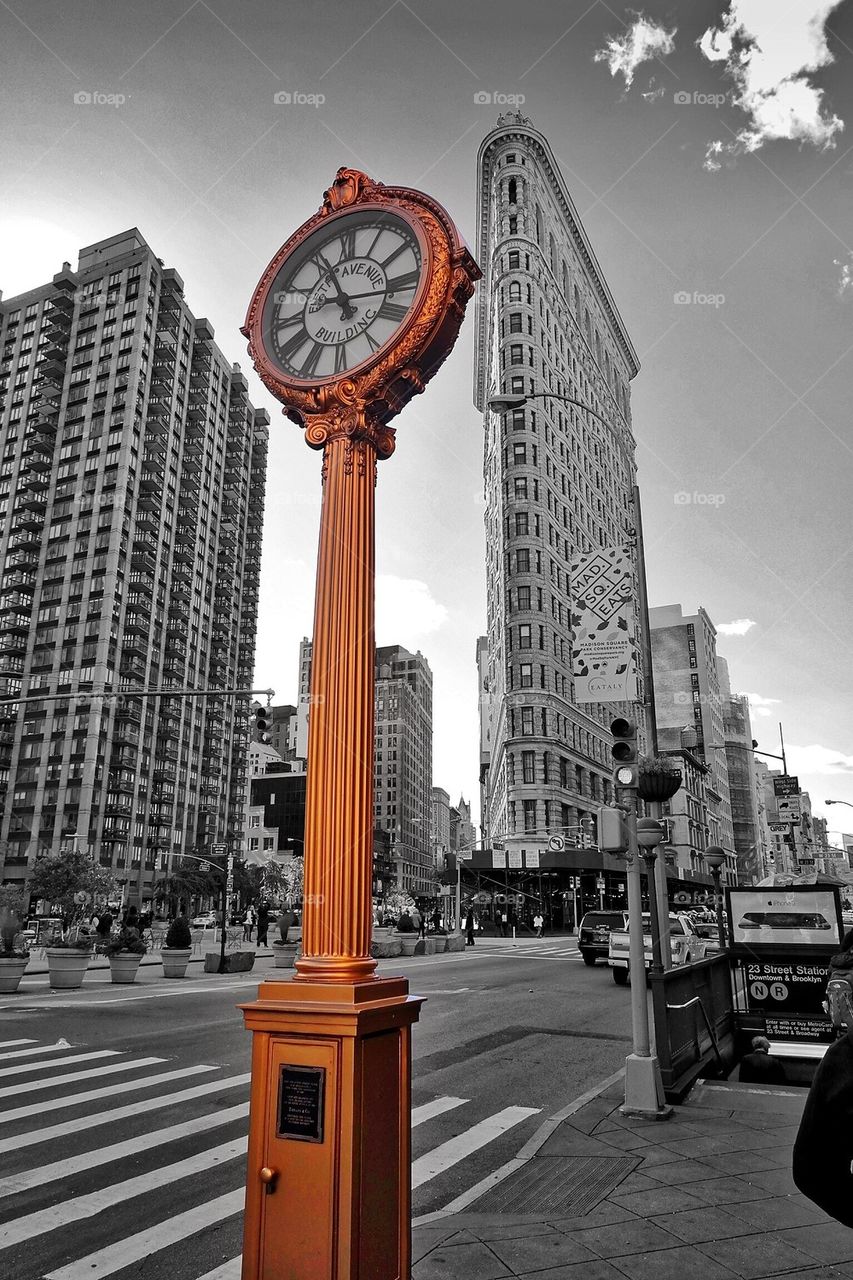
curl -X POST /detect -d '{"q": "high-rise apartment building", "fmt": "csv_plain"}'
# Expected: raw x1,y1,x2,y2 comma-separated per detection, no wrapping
375,645,433,895
650,603,736,880
474,113,644,853
0,229,268,900
294,639,434,895
718,657,764,884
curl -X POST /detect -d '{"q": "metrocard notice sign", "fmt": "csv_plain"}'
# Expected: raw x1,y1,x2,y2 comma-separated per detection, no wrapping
570,547,638,704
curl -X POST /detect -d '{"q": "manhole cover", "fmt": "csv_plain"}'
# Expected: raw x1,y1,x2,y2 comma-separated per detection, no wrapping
471,1155,638,1215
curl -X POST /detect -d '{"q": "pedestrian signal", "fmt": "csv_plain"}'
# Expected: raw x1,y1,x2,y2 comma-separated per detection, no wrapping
598,805,628,854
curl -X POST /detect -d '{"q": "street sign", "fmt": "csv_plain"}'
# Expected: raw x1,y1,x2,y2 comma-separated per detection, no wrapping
547,835,565,852
797,858,816,866
212,843,227,856
773,776,800,797
457,850,473,862
595,877,605,890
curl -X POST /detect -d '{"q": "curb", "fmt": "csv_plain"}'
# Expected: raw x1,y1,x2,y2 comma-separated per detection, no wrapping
412,1064,626,1226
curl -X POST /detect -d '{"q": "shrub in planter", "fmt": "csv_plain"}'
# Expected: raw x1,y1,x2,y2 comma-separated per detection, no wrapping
162,916,193,978
103,925,148,984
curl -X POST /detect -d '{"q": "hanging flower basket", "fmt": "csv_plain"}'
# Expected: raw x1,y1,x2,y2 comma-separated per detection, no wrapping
638,757,682,802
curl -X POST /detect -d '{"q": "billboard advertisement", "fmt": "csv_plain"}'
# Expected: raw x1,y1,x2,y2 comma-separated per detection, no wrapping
727,886,843,950
569,547,638,704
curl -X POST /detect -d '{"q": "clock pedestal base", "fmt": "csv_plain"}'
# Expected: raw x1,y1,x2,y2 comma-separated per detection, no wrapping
240,977,422,1280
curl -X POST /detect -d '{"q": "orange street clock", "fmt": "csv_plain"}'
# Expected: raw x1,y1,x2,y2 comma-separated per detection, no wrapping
242,166,480,453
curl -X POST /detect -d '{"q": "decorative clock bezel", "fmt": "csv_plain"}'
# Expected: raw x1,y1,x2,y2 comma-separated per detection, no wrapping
242,167,481,455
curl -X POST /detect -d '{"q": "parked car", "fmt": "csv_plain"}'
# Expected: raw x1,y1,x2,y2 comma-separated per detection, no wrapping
578,910,629,966
191,911,218,929
692,921,722,953
608,912,708,984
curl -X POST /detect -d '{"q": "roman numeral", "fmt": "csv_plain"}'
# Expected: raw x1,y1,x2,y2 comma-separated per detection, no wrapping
278,327,310,361
334,344,349,373
385,270,420,294
378,300,408,323
298,342,324,378
338,229,356,261
380,241,408,270
364,227,384,259
364,330,380,352
276,314,303,337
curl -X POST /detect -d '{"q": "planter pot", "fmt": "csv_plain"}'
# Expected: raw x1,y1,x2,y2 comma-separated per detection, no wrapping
108,951,144,984
46,947,91,990
445,933,466,953
638,770,682,802
204,950,256,974
432,936,449,953
0,955,28,993
161,947,192,978
394,933,418,956
272,941,300,969
414,937,437,956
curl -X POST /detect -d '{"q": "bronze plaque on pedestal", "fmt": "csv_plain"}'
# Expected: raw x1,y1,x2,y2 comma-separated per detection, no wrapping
277,1064,325,1143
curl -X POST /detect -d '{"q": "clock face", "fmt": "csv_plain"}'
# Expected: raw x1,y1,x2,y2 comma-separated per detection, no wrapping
261,210,425,383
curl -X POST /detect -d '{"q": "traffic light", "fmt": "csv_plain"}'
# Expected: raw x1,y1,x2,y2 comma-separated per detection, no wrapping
610,717,638,789
254,703,271,743
598,805,628,853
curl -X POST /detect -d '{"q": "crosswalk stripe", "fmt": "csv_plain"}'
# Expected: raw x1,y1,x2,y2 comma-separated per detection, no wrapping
0,1102,250,1198
195,1261,241,1280
0,1064,215,1131
0,1039,37,1049
412,1096,468,1126
0,1049,119,1080
0,1042,78,1063
411,1105,540,1189
45,1187,246,1280
0,1056,166,1100
0,1137,247,1250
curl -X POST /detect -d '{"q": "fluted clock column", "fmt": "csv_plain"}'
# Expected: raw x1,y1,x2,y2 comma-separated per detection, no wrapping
295,416,395,984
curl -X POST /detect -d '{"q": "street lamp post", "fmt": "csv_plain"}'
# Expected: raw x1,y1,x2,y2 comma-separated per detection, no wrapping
703,846,728,947
637,818,666,974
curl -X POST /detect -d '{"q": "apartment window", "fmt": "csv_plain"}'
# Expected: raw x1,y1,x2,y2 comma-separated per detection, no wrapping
519,662,533,688
523,799,537,832
518,623,532,649
514,512,528,536
521,706,534,736
522,750,535,783
514,476,527,499
508,251,520,269
509,313,522,333
513,443,526,464
509,344,524,366
517,585,531,611
516,548,530,571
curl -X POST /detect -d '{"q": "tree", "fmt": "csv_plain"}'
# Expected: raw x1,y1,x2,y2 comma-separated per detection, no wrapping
282,856,304,908
28,849,118,930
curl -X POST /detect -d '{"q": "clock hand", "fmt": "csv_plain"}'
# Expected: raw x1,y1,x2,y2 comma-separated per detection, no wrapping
315,251,355,319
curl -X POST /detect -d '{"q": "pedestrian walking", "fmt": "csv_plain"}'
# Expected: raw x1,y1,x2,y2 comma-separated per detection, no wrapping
410,906,422,937
243,904,255,942
794,1021,853,1226
465,909,475,947
95,909,113,941
533,912,544,938
256,903,270,947
500,910,508,937
430,907,441,933
738,1036,786,1084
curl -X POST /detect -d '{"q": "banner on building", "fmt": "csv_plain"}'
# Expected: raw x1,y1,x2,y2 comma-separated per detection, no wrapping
569,547,638,704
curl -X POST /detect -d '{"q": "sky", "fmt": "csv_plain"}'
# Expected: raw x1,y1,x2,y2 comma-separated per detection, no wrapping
1,0,852,838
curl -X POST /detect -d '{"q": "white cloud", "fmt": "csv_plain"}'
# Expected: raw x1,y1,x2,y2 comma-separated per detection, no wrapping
699,1,845,170
594,16,677,89
717,617,757,636
834,252,853,297
376,576,448,647
739,691,781,718
786,743,853,775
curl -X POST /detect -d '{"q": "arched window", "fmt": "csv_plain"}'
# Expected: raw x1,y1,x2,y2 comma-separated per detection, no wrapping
508,177,517,205
509,281,522,301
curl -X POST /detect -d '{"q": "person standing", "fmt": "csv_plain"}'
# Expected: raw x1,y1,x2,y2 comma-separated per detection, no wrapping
465,909,475,947
243,904,255,942
500,909,508,938
95,909,113,943
794,1022,853,1226
533,911,544,938
256,903,270,948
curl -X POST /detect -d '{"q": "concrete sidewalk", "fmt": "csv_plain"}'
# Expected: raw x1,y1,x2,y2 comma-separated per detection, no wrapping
411,1076,849,1280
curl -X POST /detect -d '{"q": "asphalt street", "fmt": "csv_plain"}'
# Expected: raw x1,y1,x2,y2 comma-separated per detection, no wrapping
0,938,634,1280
